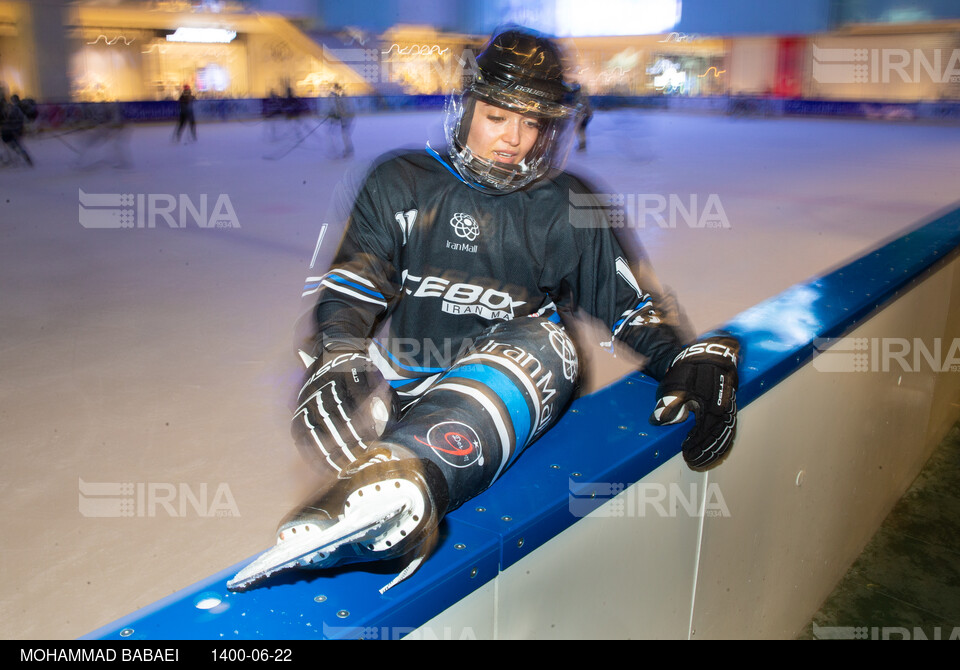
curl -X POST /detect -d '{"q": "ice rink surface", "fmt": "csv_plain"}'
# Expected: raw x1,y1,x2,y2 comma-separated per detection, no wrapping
2,108,960,640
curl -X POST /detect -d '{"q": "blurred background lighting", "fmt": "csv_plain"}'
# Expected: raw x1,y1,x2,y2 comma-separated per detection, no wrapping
165,28,237,44
554,0,682,37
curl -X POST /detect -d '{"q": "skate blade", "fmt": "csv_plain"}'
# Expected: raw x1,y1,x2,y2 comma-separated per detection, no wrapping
227,502,406,591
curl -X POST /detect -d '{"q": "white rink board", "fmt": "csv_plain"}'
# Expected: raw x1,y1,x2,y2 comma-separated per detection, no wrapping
413,253,960,639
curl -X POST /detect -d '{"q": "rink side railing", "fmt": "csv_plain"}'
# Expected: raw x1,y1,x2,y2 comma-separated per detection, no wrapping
29,94,960,132
83,204,960,640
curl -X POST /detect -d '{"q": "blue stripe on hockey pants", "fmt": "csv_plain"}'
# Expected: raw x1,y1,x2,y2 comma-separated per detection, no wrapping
380,317,580,510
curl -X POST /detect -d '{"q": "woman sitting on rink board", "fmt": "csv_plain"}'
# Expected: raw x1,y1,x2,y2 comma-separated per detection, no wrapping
228,25,740,593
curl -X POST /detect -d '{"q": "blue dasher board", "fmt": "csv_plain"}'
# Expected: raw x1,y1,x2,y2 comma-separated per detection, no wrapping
83,373,675,640
84,204,960,641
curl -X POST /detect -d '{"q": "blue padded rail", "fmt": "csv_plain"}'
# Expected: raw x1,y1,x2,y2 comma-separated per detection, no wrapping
84,204,960,640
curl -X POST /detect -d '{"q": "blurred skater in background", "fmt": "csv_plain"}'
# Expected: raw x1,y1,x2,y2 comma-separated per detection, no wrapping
174,84,197,143
74,100,132,170
1,93,34,167
576,91,593,152
327,83,355,158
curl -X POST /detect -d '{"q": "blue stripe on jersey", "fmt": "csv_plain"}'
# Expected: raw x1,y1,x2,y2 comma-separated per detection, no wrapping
326,274,385,300
425,144,466,182
613,300,652,332
440,364,532,456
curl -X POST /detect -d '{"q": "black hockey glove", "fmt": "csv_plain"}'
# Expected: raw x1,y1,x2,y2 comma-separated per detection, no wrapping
292,347,399,473
649,335,740,471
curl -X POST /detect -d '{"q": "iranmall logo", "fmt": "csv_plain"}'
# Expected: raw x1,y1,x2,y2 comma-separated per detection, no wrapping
78,189,240,229
812,44,960,84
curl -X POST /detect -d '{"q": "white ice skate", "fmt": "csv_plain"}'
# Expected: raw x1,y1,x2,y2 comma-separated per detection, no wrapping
227,446,448,592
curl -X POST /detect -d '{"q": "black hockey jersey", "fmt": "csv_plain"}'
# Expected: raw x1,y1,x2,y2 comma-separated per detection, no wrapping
306,146,685,383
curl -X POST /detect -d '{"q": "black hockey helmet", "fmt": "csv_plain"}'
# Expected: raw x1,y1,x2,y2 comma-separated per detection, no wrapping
444,25,582,193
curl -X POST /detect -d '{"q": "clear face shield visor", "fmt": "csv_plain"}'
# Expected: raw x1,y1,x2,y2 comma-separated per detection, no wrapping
443,85,581,193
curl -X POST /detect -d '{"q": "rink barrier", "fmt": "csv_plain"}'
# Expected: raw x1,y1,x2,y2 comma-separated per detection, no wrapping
82,204,960,640
30,96,448,131
29,94,960,133
595,95,960,123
